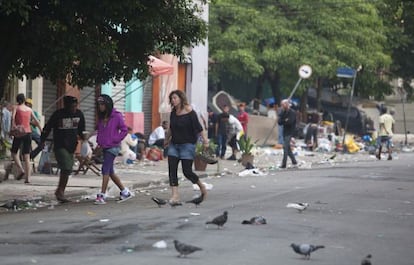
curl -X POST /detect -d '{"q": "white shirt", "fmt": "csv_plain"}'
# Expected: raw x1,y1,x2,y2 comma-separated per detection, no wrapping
379,113,395,136
228,114,244,136
148,126,165,145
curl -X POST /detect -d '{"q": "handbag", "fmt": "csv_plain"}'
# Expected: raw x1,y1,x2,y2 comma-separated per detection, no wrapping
9,125,26,138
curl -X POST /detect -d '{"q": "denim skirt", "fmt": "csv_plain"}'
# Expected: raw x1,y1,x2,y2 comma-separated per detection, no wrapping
167,143,195,160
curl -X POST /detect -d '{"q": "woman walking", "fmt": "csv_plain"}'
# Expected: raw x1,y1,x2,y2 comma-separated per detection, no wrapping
94,94,132,204
11,93,41,183
164,90,208,206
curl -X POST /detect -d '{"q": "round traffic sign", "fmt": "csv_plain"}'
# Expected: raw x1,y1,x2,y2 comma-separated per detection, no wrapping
298,65,312,79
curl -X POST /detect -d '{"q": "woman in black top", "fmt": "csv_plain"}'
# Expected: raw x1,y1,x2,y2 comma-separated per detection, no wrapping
164,90,209,205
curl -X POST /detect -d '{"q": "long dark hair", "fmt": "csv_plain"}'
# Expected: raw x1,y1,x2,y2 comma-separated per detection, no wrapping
96,94,114,120
169,90,188,111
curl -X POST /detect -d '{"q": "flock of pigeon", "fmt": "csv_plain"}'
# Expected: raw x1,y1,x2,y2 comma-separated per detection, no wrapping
150,196,371,264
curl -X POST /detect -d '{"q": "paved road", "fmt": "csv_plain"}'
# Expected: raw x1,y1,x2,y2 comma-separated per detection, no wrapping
0,153,413,265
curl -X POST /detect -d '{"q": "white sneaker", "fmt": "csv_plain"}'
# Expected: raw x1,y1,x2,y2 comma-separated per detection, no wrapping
118,189,134,202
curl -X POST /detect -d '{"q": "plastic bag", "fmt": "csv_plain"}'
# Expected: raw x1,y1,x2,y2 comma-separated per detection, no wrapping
38,150,51,174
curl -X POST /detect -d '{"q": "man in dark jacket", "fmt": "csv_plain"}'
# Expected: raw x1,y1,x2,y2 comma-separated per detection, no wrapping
278,99,298,168
40,96,85,203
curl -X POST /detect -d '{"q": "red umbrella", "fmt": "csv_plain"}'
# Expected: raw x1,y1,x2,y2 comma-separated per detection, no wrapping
148,55,174,76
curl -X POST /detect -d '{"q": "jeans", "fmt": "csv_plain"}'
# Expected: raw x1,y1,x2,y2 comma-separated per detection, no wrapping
278,125,284,144
282,135,297,167
215,133,227,158
30,131,42,159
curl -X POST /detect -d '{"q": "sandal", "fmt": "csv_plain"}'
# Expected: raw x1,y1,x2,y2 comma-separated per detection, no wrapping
168,200,183,207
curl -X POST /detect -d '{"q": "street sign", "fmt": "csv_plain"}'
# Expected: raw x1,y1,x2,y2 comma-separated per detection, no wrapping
298,65,312,79
337,67,355,78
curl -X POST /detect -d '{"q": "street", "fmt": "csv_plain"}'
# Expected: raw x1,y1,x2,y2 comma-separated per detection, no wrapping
0,154,413,265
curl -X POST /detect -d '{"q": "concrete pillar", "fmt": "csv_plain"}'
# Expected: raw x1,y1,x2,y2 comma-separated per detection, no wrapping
31,77,44,125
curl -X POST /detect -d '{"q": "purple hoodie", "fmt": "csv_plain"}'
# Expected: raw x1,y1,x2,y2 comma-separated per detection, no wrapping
96,108,128,148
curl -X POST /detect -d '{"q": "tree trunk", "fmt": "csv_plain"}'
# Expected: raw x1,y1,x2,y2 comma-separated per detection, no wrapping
300,87,309,123
254,75,265,112
267,70,281,105
316,77,322,112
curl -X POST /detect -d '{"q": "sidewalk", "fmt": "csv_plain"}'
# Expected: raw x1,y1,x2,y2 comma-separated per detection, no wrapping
0,145,410,209
0,157,226,206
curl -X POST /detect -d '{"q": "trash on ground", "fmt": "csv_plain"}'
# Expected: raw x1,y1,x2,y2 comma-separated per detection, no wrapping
152,240,167,249
190,212,201,216
238,168,266,177
193,182,213,191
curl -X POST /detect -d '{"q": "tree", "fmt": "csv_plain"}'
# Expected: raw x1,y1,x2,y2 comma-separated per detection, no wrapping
0,0,207,98
378,0,414,99
209,0,391,108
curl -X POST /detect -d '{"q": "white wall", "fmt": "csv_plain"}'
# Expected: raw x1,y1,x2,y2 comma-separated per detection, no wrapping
188,2,209,125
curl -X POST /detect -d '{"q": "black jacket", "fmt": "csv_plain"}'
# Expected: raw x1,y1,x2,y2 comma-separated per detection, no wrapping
278,108,296,136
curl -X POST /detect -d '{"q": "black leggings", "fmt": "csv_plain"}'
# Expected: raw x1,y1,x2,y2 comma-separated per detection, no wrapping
168,156,199,186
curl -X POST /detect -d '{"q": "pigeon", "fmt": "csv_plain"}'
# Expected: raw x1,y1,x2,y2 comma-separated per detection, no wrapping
173,240,202,257
286,202,309,213
151,197,167,207
290,243,325,259
206,211,228,228
241,216,267,225
186,194,204,207
361,254,372,265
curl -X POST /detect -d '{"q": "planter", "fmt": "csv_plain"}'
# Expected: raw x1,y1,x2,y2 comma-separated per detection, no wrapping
241,153,254,167
194,156,207,171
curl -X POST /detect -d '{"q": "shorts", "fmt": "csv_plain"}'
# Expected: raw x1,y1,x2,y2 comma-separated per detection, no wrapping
55,148,74,174
228,135,238,149
11,134,31,154
167,143,195,160
377,135,392,148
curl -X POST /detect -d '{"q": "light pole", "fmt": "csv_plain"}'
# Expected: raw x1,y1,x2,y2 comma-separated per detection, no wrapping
337,65,362,153
398,87,408,146
261,65,312,146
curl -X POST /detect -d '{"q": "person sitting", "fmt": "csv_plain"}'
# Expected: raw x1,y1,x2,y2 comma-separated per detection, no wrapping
120,127,138,164
148,121,168,148
133,132,147,160
148,121,168,157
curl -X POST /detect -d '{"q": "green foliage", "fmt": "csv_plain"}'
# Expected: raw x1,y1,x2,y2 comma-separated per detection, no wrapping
377,0,414,99
238,136,254,155
209,0,393,101
0,0,207,97
195,141,217,156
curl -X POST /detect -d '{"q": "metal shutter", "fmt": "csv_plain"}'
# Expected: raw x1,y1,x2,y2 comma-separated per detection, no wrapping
79,86,96,133
42,79,58,123
142,77,153,136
